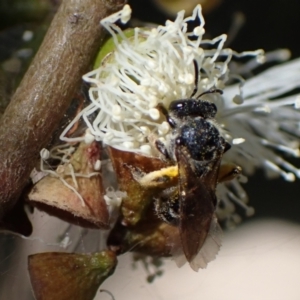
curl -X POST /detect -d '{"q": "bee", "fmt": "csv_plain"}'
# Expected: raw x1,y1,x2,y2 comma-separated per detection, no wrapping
138,62,240,270
152,92,227,268
107,61,241,271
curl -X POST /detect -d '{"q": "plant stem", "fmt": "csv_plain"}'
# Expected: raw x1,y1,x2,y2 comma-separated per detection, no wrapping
0,0,126,220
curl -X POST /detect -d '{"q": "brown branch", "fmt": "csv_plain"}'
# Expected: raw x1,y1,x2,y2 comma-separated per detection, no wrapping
0,0,126,220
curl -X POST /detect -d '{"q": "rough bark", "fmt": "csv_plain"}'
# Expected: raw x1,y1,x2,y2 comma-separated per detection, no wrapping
0,0,126,220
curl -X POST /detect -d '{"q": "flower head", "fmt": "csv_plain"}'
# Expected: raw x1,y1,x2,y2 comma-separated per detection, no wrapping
222,59,300,180
60,4,263,156
214,57,300,226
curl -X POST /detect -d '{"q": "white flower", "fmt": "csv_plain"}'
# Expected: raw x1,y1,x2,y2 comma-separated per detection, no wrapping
60,4,263,156
57,5,300,224
216,58,300,226
222,59,300,181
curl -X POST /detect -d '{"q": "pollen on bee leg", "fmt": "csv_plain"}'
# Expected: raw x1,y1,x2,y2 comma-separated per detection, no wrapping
134,166,178,188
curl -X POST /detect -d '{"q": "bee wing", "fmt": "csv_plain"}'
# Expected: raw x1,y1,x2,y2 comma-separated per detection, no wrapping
176,147,222,267
189,216,223,271
169,216,222,271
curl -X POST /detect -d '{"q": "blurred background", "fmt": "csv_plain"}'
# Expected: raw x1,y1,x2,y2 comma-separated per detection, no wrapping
0,0,300,299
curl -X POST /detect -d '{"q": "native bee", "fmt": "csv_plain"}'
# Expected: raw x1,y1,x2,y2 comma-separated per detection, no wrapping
108,61,241,271
137,62,241,270
150,88,231,269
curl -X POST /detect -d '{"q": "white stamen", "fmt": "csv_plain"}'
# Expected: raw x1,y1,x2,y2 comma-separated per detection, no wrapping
40,148,50,160
149,108,160,120
94,160,101,171
264,160,295,182
22,30,33,42
139,144,152,156
120,5,132,24
84,131,95,144
295,96,300,109
232,138,245,145
233,94,244,104
193,26,205,36
158,121,170,135
140,126,150,136
253,105,271,113
123,141,135,149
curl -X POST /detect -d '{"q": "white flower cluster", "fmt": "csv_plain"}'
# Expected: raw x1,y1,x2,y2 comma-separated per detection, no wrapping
60,4,263,156
222,59,300,181
216,58,300,226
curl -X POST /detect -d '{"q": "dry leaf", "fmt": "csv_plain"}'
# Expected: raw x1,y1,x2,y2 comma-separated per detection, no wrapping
29,142,109,229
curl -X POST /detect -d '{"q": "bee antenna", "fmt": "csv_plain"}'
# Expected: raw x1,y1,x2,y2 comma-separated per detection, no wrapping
190,60,199,98
189,61,223,99
197,88,223,99
156,103,176,128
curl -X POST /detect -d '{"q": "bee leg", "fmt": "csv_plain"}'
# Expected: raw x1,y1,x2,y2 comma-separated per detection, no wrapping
154,187,179,226
133,165,178,188
218,163,242,183
156,103,177,128
155,139,171,160
224,141,231,153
